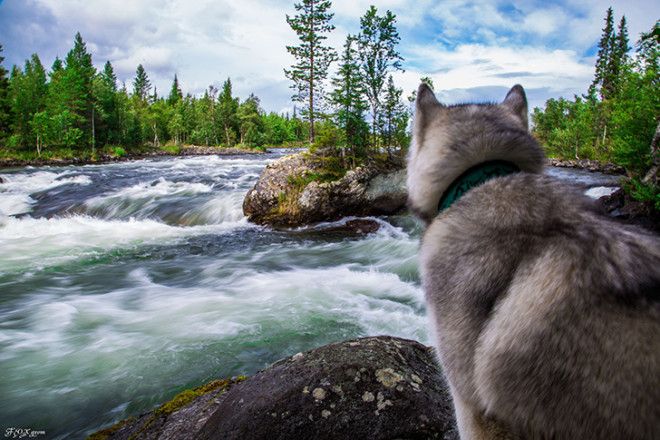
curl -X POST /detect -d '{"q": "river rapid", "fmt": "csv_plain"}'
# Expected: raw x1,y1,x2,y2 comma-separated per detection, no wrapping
0,151,620,438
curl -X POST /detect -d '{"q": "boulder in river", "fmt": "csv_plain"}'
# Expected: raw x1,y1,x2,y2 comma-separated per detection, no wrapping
91,336,458,440
242,152,407,227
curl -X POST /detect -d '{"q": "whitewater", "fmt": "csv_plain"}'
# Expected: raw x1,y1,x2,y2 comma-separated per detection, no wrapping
0,151,620,438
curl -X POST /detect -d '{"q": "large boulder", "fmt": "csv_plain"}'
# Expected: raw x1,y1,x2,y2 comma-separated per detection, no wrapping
243,153,407,227
91,336,458,440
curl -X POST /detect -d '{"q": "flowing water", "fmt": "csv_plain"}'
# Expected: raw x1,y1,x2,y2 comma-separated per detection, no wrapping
0,151,620,439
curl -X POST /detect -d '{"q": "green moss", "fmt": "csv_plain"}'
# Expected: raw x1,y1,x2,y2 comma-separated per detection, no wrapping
155,377,246,416
86,417,135,440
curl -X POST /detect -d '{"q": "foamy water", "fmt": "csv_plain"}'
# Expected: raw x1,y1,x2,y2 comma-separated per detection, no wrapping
0,154,618,439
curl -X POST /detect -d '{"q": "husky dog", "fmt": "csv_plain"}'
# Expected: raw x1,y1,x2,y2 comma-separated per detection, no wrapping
407,84,660,440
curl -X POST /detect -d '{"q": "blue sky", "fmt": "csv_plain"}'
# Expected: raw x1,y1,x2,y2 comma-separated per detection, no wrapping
0,0,658,113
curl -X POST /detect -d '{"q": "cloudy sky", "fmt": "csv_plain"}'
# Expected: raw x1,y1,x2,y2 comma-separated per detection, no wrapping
0,0,657,113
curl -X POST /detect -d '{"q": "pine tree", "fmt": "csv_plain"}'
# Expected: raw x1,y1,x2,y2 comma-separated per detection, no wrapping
167,74,182,105
133,64,151,102
0,44,11,140
330,35,368,162
9,54,47,147
591,7,615,99
61,32,96,147
217,78,239,146
94,61,120,145
608,15,631,95
381,75,407,153
284,0,337,144
237,94,263,146
356,6,403,146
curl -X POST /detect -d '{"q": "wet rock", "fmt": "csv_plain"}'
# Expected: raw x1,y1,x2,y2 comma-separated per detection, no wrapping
597,188,660,233
548,158,625,175
243,153,407,227
91,336,458,440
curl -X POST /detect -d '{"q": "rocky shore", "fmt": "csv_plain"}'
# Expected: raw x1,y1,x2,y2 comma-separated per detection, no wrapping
89,336,458,440
242,152,407,227
0,145,264,169
548,158,625,175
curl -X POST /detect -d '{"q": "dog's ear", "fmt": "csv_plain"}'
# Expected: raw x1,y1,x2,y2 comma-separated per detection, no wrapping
503,84,528,130
414,83,443,138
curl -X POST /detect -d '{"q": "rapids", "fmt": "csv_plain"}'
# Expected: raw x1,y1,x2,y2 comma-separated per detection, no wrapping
0,151,620,438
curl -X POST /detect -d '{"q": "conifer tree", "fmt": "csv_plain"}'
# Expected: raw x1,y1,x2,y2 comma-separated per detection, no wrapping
217,78,239,146
9,54,47,147
61,32,96,147
168,74,182,105
592,8,620,100
237,94,263,146
284,0,337,144
94,61,120,145
357,6,403,145
0,45,10,140
381,75,407,153
330,35,368,161
133,64,151,102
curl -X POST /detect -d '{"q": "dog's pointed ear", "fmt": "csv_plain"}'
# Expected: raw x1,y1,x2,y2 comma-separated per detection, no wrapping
503,84,528,130
416,83,441,113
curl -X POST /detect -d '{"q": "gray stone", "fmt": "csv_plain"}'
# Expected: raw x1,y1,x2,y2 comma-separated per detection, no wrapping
92,336,458,440
242,153,407,227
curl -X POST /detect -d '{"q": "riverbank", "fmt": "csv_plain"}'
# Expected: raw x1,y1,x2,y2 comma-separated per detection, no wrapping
547,158,626,174
0,145,266,169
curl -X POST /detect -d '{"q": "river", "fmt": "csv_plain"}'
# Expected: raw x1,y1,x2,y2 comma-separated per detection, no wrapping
0,151,620,439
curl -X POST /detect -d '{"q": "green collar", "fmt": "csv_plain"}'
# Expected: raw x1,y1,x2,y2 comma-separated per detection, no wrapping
438,160,520,212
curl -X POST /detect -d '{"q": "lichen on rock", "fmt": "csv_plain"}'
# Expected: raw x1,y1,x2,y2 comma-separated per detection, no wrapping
91,336,458,440
242,152,407,227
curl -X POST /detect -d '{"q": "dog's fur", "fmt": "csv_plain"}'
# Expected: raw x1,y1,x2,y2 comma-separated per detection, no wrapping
407,84,660,439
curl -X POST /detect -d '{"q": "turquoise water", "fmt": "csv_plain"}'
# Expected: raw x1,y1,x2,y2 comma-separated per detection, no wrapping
0,152,619,439
0,151,427,439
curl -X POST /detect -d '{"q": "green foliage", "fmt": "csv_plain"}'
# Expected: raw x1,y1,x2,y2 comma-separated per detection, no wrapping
284,0,337,143
357,6,403,142
111,146,126,157
624,178,660,210
329,35,369,162
534,13,659,210
133,64,151,103
0,44,10,140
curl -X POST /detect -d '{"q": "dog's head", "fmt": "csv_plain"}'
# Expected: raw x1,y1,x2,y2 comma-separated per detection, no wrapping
406,84,545,223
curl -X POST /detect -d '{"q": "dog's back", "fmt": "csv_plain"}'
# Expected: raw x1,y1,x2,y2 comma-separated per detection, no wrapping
408,84,660,439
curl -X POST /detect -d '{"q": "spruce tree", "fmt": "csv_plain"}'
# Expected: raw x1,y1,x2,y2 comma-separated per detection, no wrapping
62,32,96,147
0,44,10,140
591,7,615,99
133,64,151,102
217,78,239,146
330,35,368,161
284,0,337,144
356,6,403,146
381,75,407,153
237,94,263,146
94,61,120,145
167,74,182,105
10,54,47,147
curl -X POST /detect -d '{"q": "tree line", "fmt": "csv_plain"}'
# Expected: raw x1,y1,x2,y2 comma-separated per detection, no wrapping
285,1,410,164
532,9,658,206
0,34,310,158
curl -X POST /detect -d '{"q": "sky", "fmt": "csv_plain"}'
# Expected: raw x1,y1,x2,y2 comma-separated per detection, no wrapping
0,0,658,114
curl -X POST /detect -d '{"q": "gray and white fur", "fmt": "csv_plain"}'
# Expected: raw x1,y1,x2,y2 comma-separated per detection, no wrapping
407,83,660,439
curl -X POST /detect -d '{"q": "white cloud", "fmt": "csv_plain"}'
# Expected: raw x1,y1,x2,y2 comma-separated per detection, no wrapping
0,0,658,114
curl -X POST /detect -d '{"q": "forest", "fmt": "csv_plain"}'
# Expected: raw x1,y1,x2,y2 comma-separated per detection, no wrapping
532,9,658,208
0,4,657,207
0,3,410,165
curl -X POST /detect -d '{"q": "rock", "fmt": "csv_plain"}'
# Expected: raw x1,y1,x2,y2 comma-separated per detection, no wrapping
243,153,407,227
548,158,625,175
597,188,660,233
91,336,458,440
